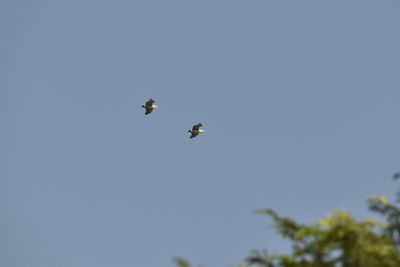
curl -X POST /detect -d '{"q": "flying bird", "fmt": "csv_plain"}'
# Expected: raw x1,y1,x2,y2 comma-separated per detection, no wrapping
188,123,207,139
142,98,159,115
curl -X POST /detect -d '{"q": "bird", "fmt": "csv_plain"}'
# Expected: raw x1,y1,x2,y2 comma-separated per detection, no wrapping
142,98,159,115
188,123,207,138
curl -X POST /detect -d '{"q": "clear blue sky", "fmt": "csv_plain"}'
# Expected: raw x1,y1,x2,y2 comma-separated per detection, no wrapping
2,1,400,266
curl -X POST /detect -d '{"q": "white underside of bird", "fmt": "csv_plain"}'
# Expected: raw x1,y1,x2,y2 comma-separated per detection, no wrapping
147,104,159,110
144,104,159,114
191,129,206,134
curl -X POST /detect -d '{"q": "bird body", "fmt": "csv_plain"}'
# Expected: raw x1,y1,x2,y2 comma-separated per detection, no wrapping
188,123,206,138
142,99,159,115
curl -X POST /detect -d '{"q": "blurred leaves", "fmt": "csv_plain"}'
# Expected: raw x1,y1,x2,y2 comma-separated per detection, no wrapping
249,209,400,267
174,173,400,267
172,257,192,267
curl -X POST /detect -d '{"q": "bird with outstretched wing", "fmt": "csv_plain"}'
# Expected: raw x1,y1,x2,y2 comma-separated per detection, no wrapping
142,98,158,115
188,123,206,138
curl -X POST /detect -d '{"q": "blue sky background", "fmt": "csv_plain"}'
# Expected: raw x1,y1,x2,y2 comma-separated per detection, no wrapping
2,1,400,266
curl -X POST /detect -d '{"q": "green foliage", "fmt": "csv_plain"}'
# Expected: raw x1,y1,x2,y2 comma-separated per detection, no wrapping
172,257,192,267
249,209,400,267
173,178,400,267
368,195,400,245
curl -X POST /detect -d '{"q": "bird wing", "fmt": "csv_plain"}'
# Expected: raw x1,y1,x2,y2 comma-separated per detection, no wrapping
192,123,202,131
146,99,155,106
190,132,199,138
144,108,153,115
